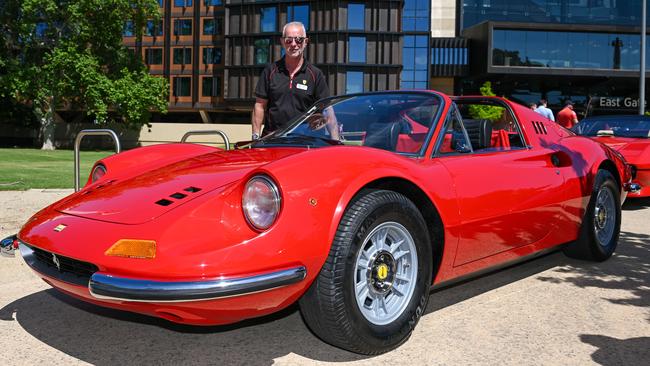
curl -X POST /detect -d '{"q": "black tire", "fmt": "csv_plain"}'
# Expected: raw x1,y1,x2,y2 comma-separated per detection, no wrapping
564,169,621,261
299,190,432,355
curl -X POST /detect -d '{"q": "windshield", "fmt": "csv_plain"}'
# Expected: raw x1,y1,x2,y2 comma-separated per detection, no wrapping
252,92,443,154
573,117,650,138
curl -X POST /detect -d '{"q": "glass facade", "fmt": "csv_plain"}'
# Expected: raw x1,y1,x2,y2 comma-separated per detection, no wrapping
462,0,647,30
288,4,309,30
260,7,276,33
493,29,650,70
402,0,429,90
348,3,365,30
403,0,430,31
402,35,429,89
349,37,366,63
346,71,364,94
432,47,467,65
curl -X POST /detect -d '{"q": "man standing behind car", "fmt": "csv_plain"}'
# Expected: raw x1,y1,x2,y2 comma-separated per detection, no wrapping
535,99,555,121
252,22,331,140
557,100,579,129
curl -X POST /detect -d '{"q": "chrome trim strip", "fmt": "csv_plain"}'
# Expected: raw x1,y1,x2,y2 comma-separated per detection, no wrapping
89,266,307,302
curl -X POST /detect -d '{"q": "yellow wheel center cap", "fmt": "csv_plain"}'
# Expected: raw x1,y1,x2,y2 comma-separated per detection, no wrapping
377,264,389,280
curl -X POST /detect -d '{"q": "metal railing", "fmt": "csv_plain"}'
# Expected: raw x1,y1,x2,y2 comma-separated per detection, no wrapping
74,129,121,191
181,130,230,150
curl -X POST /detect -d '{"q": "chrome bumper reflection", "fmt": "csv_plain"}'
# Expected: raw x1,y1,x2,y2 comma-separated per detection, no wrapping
89,266,307,302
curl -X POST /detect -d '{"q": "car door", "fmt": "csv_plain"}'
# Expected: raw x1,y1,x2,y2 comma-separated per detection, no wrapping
436,104,567,266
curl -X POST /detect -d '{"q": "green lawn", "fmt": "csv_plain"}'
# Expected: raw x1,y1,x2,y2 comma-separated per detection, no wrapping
0,148,116,190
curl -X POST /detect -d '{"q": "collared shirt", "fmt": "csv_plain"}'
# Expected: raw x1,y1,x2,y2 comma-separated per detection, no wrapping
254,57,330,133
557,107,578,129
534,105,555,121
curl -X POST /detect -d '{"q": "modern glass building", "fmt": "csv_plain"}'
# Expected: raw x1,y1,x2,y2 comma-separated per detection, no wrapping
456,0,650,116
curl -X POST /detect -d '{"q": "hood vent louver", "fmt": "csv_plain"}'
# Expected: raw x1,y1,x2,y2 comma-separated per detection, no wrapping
155,186,203,206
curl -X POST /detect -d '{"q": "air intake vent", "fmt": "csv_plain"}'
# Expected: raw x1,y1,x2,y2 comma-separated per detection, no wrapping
532,121,548,135
155,187,203,206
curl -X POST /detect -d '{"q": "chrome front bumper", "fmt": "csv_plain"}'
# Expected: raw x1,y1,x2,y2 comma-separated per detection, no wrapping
89,266,307,302
18,239,306,303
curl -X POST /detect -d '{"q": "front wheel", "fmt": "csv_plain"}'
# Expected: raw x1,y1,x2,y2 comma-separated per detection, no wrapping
299,190,432,355
564,169,621,261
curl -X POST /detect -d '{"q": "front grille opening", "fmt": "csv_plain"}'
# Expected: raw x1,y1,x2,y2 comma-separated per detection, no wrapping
156,199,173,206
31,246,98,279
170,192,187,199
184,186,202,193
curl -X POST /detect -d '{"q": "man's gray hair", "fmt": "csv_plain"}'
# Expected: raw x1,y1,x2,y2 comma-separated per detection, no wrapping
282,21,307,37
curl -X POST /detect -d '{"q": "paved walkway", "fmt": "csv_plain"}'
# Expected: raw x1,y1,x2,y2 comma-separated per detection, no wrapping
1,190,649,365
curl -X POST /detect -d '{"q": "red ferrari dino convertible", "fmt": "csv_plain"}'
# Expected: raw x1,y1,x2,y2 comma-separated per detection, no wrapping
9,91,636,355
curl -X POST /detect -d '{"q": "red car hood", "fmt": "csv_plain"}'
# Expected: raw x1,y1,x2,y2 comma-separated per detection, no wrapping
592,136,650,168
54,148,302,225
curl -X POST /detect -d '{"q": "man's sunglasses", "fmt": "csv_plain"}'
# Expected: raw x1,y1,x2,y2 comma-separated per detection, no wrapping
282,36,306,45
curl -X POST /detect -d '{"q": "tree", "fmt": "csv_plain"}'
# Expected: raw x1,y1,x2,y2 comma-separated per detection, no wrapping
0,0,168,149
468,81,504,122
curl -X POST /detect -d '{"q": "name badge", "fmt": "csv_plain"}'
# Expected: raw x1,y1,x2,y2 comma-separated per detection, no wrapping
296,83,308,91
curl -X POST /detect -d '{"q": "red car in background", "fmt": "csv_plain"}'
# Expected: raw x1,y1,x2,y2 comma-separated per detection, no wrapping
8,91,636,355
573,115,650,197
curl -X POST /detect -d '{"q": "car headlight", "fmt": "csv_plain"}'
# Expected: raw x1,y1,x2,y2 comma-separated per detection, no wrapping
91,164,107,183
242,175,281,231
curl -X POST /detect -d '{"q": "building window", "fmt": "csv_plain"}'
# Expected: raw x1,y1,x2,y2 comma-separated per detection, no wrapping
123,21,134,37
203,18,222,35
174,19,192,36
145,48,163,65
348,3,365,30
403,0,429,31
260,7,277,33
288,4,309,30
174,0,192,7
254,38,271,64
173,48,192,64
145,20,163,36
204,0,221,5
158,0,163,6
202,76,221,97
346,71,364,94
349,36,366,63
401,35,428,89
202,47,222,64
173,77,191,97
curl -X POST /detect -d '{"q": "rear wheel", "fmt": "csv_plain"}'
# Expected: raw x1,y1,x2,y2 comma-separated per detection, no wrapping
299,190,432,355
564,169,621,261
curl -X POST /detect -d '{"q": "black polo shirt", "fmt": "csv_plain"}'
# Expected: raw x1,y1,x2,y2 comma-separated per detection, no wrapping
255,57,330,133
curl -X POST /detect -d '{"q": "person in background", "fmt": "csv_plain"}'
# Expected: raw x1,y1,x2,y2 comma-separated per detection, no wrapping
528,102,537,110
534,99,555,121
252,21,337,140
557,100,579,129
